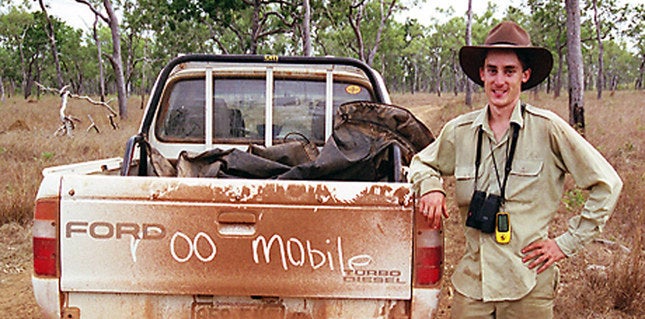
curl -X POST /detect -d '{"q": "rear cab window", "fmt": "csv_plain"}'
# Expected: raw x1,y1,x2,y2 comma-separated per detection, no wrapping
153,64,375,156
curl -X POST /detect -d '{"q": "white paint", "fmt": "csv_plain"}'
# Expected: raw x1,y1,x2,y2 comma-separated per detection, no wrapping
170,231,217,263
252,234,373,276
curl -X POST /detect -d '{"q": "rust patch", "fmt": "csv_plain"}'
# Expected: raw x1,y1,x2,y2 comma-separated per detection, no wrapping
144,180,412,208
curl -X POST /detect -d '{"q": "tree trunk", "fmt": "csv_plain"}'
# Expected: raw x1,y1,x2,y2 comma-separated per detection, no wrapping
365,0,397,66
140,43,148,109
38,0,64,88
250,0,261,54
0,75,4,103
348,3,366,62
126,31,134,95
24,58,35,99
637,55,644,90
434,53,441,96
566,0,585,134
592,0,604,99
412,62,418,94
302,0,312,56
8,79,15,98
555,38,562,97
76,0,127,118
93,15,106,102
19,30,28,98
104,0,128,119
464,0,473,106
452,50,458,96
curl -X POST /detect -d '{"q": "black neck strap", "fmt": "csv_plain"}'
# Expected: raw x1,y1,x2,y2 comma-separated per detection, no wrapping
474,105,523,202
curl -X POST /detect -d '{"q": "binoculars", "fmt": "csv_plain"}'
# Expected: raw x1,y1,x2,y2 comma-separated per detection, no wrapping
465,190,502,234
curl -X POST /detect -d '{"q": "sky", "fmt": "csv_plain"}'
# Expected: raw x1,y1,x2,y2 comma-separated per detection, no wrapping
17,0,514,31
8,0,645,31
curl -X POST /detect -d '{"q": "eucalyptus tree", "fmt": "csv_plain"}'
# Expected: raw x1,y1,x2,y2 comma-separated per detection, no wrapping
586,0,623,99
397,18,427,93
36,0,63,88
428,17,468,96
146,0,301,55
49,19,85,93
599,41,638,90
619,2,644,90
321,0,401,66
75,0,128,119
527,0,567,97
0,7,34,97
91,15,106,100
465,0,473,105
64,31,100,95
302,0,312,55
20,11,53,98
565,0,585,132
372,18,407,89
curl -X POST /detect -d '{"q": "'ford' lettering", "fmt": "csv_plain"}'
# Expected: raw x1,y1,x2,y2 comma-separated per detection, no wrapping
65,221,166,240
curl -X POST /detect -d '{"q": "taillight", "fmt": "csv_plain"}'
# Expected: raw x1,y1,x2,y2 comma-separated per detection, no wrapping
33,198,59,277
414,213,443,286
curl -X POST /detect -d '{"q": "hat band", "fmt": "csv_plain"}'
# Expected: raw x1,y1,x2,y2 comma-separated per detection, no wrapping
486,42,531,47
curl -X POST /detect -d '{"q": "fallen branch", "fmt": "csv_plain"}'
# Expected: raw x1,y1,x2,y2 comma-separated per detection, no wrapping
53,116,81,137
108,114,119,130
87,114,100,133
72,93,117,117
35,82,119,137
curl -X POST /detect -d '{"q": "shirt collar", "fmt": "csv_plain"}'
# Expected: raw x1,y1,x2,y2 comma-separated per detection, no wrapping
472,101,525,133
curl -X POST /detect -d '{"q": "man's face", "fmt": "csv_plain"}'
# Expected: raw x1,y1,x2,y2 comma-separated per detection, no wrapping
479,49,531,110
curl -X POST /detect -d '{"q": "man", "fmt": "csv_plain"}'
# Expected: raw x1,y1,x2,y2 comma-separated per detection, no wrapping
408,21,622,318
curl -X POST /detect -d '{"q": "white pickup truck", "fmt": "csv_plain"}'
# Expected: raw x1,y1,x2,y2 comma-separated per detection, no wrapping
32,55,443,318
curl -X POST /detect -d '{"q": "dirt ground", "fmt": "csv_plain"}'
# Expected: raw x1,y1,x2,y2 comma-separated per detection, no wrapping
0,223,40,317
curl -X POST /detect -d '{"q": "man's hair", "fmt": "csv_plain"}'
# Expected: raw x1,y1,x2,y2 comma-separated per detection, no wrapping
515,50,531,72
480,49,531,72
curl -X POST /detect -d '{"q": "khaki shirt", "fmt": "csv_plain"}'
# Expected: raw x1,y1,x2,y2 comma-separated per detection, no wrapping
409,102,622,301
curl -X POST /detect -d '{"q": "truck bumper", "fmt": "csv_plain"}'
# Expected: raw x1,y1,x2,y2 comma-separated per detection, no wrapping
32,276,61,319
32,291,442,319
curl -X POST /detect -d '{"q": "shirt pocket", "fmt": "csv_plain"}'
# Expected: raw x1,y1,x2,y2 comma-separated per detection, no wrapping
455,165,476,207
506,159,544,201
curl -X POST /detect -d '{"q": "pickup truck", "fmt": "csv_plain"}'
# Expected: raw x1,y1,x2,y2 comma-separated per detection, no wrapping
32,54,443,318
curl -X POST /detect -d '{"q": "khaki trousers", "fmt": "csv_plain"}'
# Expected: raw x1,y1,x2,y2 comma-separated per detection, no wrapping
451,266,559,319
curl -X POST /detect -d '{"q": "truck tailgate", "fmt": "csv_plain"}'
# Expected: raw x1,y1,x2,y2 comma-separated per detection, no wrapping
59,175,414,299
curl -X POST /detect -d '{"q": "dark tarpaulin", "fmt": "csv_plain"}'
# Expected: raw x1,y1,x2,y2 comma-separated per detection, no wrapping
150,101,434,182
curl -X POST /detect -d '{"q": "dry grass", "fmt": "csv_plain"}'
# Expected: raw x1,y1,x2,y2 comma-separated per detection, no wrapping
0,96,143,224
0,90,642,317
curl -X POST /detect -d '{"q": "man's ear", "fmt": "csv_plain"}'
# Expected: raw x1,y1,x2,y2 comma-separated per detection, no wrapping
522,68,532,83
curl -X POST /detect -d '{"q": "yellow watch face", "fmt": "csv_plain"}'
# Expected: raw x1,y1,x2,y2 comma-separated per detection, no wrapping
495,212,511,244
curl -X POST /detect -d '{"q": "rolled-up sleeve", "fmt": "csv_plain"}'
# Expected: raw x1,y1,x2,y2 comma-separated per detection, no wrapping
409,120,457,196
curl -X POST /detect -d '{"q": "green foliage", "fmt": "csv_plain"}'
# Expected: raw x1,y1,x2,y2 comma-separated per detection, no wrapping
0,0,643,96
562,188,586,212
39,151,54,161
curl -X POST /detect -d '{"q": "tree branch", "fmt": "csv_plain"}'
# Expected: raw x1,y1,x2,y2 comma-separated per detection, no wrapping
74,0,109,23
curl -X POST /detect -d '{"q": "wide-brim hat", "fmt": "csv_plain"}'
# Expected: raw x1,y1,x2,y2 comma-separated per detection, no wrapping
459,21,553,91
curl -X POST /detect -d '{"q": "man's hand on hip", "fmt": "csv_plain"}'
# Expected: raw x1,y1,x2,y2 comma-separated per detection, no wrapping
522,239,566,274
417,191,448,229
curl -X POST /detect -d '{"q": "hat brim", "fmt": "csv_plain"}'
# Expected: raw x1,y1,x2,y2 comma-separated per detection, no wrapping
459,45,553,91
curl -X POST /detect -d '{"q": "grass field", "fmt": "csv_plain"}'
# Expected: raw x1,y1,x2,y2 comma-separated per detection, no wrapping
0,90,643,317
